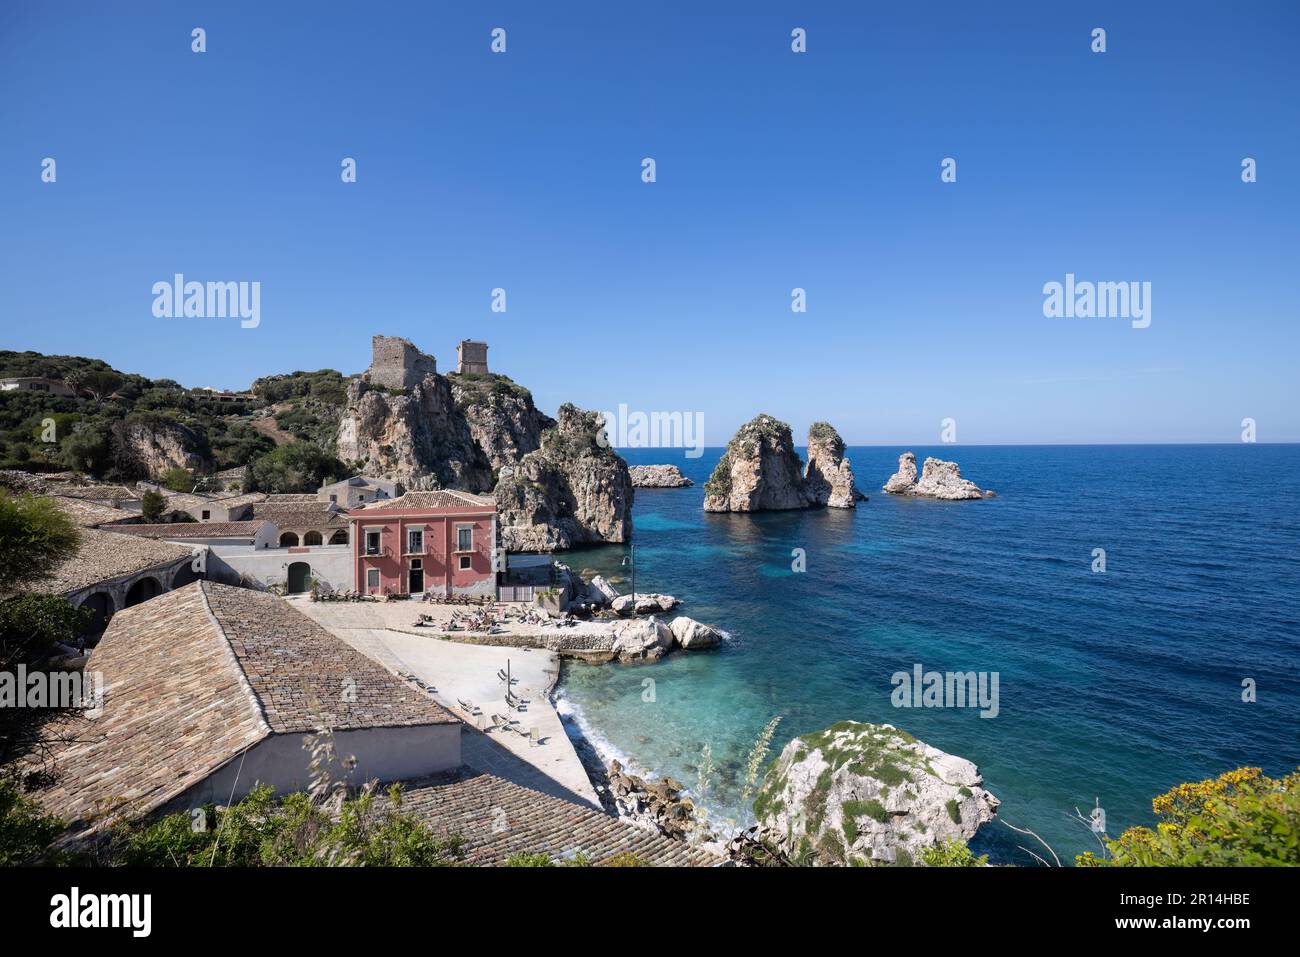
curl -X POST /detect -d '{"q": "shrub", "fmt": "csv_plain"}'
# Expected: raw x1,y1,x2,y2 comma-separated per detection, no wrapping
0,492,80,588
1079,766,1300,867
505,852,555,867
920,838,988,867
0,780,65,866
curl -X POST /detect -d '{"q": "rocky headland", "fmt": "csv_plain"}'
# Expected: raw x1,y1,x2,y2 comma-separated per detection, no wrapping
628,464,693,488
336,337,633,549
751,721,999,866
703,415,862,512
882,452,992,500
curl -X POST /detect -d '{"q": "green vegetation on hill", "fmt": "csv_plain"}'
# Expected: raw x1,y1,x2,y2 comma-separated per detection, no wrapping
0,352,346,490
448,370,533,403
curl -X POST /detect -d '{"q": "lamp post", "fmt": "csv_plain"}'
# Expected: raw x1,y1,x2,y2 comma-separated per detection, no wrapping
621,544,635,613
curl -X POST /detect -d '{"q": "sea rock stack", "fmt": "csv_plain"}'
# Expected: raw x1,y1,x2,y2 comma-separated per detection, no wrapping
883,452,990,500
629,464,694,488
704,415,862,512
803,422,866,508
882,452,919,493
753,721,1000,867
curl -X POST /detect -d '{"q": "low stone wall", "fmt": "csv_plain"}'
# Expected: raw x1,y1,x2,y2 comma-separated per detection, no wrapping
399,626,616,662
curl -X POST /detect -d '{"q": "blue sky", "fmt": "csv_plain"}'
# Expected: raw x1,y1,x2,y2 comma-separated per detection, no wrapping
1,1,1296,444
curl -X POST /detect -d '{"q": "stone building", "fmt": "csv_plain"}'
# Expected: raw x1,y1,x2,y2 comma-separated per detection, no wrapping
456,339,489,375
32,582,463,840
364,335,436,391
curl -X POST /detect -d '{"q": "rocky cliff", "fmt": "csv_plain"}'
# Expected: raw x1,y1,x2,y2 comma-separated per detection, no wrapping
883,452,990,500
113,417,209,479
336,373,493,492
449,372,554,474
704,416,862,512
492,404,634,551
803,422,865,508
753,721,999,866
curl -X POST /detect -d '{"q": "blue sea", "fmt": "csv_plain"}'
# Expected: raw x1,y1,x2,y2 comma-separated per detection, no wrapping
556,444,1300,864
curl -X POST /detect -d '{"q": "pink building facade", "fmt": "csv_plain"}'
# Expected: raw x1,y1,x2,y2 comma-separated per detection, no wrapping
350,491,497,598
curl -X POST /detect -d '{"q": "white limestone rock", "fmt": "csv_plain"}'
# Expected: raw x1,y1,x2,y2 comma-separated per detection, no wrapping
629,465,694,488
584,574,621,606
611,617,674,662
669,616,722,650
803,422,865,508
753,721,999,867
612,593,680,616
882,452,919,493
882,452,987,500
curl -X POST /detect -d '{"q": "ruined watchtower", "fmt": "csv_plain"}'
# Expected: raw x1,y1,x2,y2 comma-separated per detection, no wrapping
456,340,489,375
366,335,437,391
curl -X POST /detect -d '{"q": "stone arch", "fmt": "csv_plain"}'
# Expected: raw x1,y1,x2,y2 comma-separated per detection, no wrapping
303,530,323,546
172,562,200,589
124,576,163,608
78,591,115,635
329,528,349,545
279,531,300,547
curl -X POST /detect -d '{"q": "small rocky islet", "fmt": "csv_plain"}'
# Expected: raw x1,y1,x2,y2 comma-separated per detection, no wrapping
882,451,995,500
629,464,693,488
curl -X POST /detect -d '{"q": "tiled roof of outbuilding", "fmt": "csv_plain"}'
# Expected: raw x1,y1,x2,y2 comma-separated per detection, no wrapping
396,768,719,867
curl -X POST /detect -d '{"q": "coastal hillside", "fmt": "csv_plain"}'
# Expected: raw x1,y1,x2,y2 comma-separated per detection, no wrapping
1,339,633,548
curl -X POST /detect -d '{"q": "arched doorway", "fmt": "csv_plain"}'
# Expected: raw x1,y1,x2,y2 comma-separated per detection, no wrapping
329,529,349,545
124,576,162,607
279,531,300,547
287,562,311,594
303,530,323,546
78,592,114,635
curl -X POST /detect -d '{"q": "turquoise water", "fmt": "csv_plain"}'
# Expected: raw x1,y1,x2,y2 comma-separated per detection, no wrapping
557,445,1300,864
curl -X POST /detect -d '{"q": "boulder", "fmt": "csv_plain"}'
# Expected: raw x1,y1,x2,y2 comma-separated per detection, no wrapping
629,464,694,488
585,575,620,606
803,422,866,508
670,616,722,649
611,617,674,662
753,721,999,867
612,593,680,616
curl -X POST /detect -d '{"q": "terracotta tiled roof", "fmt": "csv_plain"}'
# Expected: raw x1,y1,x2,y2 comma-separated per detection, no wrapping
211,492,266,508
34,582,457,834
262,493,319,503
50,483,139,503
33,584,268,830
199,582,457,733
396,768,719,867
25,527,194,597
250,503,348,525
111,521,269,539
358,490,495,511
51,495,139,528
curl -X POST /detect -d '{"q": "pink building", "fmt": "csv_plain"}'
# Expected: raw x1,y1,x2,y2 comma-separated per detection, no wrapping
351,490,498,598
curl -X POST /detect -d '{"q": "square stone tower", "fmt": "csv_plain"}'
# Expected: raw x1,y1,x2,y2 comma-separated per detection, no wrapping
366,336,436,390
456,340,489,375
